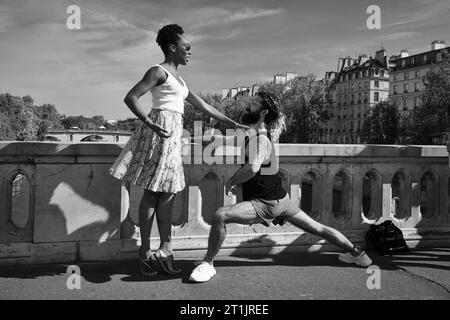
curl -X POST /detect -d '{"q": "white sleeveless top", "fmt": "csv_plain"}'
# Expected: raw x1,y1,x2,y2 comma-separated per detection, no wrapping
150,64,189,114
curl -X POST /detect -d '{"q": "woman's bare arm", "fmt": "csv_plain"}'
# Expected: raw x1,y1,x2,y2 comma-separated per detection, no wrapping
186,91,248,130
123,67,171,138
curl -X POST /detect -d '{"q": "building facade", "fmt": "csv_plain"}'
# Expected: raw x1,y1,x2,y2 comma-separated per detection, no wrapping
389,41,449,118
324,49,390,144
222,72,298,99
222,84,260,99
274,72,299,84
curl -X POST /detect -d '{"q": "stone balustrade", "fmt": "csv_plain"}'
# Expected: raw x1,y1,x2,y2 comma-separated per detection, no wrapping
0,141,449,266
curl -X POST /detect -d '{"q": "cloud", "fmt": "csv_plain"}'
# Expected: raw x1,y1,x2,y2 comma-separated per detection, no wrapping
192,6,285,29
1,0,448,120
383,0,450,28
188,29,241,43
374,32,420,42
226,8,285,22
83,8,155,36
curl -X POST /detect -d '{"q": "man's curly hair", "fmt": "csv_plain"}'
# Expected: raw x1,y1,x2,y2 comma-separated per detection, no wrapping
256,90,286,142
156,24,184,55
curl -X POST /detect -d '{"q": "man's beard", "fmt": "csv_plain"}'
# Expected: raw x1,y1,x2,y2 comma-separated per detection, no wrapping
241,111,261,125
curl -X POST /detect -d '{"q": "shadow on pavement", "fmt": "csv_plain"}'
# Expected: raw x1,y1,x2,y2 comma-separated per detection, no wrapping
0,248,449,284
372,249,450,271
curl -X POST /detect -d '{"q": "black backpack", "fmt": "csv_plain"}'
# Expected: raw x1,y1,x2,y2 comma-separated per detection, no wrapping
365,220,409,255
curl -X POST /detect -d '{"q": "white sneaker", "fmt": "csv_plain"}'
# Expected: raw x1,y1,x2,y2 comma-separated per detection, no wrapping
189,261,216,282
338,251,373,267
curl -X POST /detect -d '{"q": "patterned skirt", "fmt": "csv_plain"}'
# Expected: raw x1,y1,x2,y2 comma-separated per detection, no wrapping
108,109,185,193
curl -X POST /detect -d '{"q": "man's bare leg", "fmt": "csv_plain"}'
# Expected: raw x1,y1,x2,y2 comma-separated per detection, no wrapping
286,210,362,256
204,201,263,262
190,201,263,282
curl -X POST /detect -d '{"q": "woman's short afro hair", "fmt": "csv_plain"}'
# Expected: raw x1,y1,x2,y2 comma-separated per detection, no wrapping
156,24,184,55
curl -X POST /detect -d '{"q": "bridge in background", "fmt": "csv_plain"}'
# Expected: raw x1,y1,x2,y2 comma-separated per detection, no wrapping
46,130,132,143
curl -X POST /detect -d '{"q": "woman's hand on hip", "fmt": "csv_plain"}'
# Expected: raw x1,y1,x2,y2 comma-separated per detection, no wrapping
149,123,172,139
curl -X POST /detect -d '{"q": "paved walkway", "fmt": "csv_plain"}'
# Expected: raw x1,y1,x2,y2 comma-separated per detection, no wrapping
0,248,449,300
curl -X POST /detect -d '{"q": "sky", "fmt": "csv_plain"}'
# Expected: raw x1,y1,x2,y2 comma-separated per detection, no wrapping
0,0,449,120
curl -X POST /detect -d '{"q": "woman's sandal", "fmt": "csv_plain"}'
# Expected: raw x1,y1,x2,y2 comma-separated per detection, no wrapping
140,257,158,276
153,250,182,275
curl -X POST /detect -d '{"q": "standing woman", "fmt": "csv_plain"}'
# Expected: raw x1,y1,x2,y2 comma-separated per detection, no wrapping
109,24,246,276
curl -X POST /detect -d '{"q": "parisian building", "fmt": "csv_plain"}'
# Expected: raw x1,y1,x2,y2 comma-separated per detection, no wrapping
323,48,390,144
273,72,299,84
389,40,449,118
221,72,298,99
222,84,260,99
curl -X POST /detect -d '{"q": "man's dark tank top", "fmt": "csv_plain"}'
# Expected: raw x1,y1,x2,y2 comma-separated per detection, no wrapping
241,133,287,201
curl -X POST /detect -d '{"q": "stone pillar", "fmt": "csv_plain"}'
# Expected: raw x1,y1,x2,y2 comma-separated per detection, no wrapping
120,181,129,223
439,173,447,225
410,173,421,227
351,169,363,228
382,180,392,222
321,172,332,226
173,166,209,237
290,175,301,210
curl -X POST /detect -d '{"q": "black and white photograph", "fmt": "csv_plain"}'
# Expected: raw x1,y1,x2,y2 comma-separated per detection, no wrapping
0,0,449,306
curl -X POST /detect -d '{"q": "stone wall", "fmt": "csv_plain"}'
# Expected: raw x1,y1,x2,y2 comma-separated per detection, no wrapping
0,141,449,265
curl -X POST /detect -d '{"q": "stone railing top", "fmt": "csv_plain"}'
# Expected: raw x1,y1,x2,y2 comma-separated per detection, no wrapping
0,142,448,158
277,144,448,158
47,130,133,135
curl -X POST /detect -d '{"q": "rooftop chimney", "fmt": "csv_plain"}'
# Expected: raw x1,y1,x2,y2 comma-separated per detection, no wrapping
400,49,409,58
325,71,337,80
375,47,387,66
431,40,446,51
359,54,369,65
222,88,230,99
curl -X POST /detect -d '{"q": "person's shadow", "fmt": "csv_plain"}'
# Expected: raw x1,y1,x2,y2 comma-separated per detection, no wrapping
0,142,130,283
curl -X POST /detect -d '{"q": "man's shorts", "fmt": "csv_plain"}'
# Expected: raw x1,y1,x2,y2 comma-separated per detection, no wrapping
249,193,300,227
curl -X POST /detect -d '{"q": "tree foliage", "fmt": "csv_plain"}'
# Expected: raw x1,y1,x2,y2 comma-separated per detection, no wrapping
405,53,450,144
182,76,332,142
360,101,400,144
258,74,332,143
183,93,223,135
34,103,64,140
0,93,68,141
3,56,447,145
61,115,106,130
106,118,141,132
0,93,39,141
